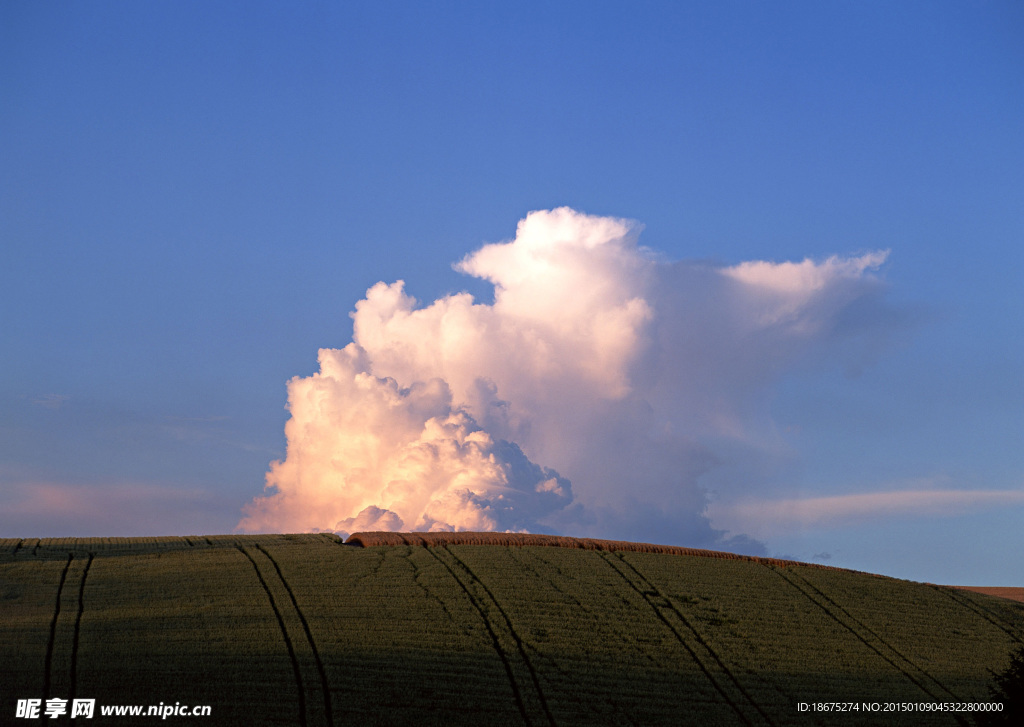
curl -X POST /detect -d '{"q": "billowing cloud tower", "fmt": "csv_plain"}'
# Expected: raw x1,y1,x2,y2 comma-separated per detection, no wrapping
240,208,893,547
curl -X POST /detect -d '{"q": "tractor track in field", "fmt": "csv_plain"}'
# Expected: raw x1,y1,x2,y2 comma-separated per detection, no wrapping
409,543,594,720
457,546,612,723
68,553,93,708
496,549,598,719
442,546,556,727
519,547,678,670
504,548,644,727
42,551,93,713
423,545,532,726
600,551,771,727
345,540,386,582
237,544,336,727
253,544,334,727
403,547,461,628
43,553,74,698
931,585,1024,645
768,566,969,727
237,545,307,726
422,544,555,727
511,546,678,684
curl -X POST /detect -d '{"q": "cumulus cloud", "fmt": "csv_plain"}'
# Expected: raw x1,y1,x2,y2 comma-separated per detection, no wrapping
240,207,898,547
238,344,571,537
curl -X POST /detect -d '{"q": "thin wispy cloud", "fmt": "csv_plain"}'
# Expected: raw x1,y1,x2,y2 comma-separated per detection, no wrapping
1,480,229,537
31,394,69,410
710,486,1024,539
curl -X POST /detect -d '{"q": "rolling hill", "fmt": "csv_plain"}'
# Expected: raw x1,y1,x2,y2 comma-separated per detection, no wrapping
1,533,1020,726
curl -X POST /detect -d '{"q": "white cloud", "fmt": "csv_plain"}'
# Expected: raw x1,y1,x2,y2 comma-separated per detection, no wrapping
238,344,571,536
241,207,900,546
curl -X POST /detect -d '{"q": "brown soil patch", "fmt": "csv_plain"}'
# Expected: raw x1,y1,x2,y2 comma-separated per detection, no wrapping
948,586,1024,603
345,531,858,572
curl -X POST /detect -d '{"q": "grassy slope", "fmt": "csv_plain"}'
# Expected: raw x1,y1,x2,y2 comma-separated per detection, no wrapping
1,534,1021,726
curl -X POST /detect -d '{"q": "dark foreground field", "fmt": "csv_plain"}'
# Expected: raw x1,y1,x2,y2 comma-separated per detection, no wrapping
1,533,1021,726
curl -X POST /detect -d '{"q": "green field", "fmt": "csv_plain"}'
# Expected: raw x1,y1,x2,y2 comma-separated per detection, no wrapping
1,534,1020,726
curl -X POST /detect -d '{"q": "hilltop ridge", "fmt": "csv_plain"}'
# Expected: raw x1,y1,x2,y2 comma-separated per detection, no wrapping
2,533,1021,725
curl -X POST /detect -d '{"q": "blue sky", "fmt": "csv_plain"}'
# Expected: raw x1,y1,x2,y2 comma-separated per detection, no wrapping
2,1,1022,585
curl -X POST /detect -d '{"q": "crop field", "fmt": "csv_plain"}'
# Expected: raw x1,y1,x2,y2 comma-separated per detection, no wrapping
1,533,1021,726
